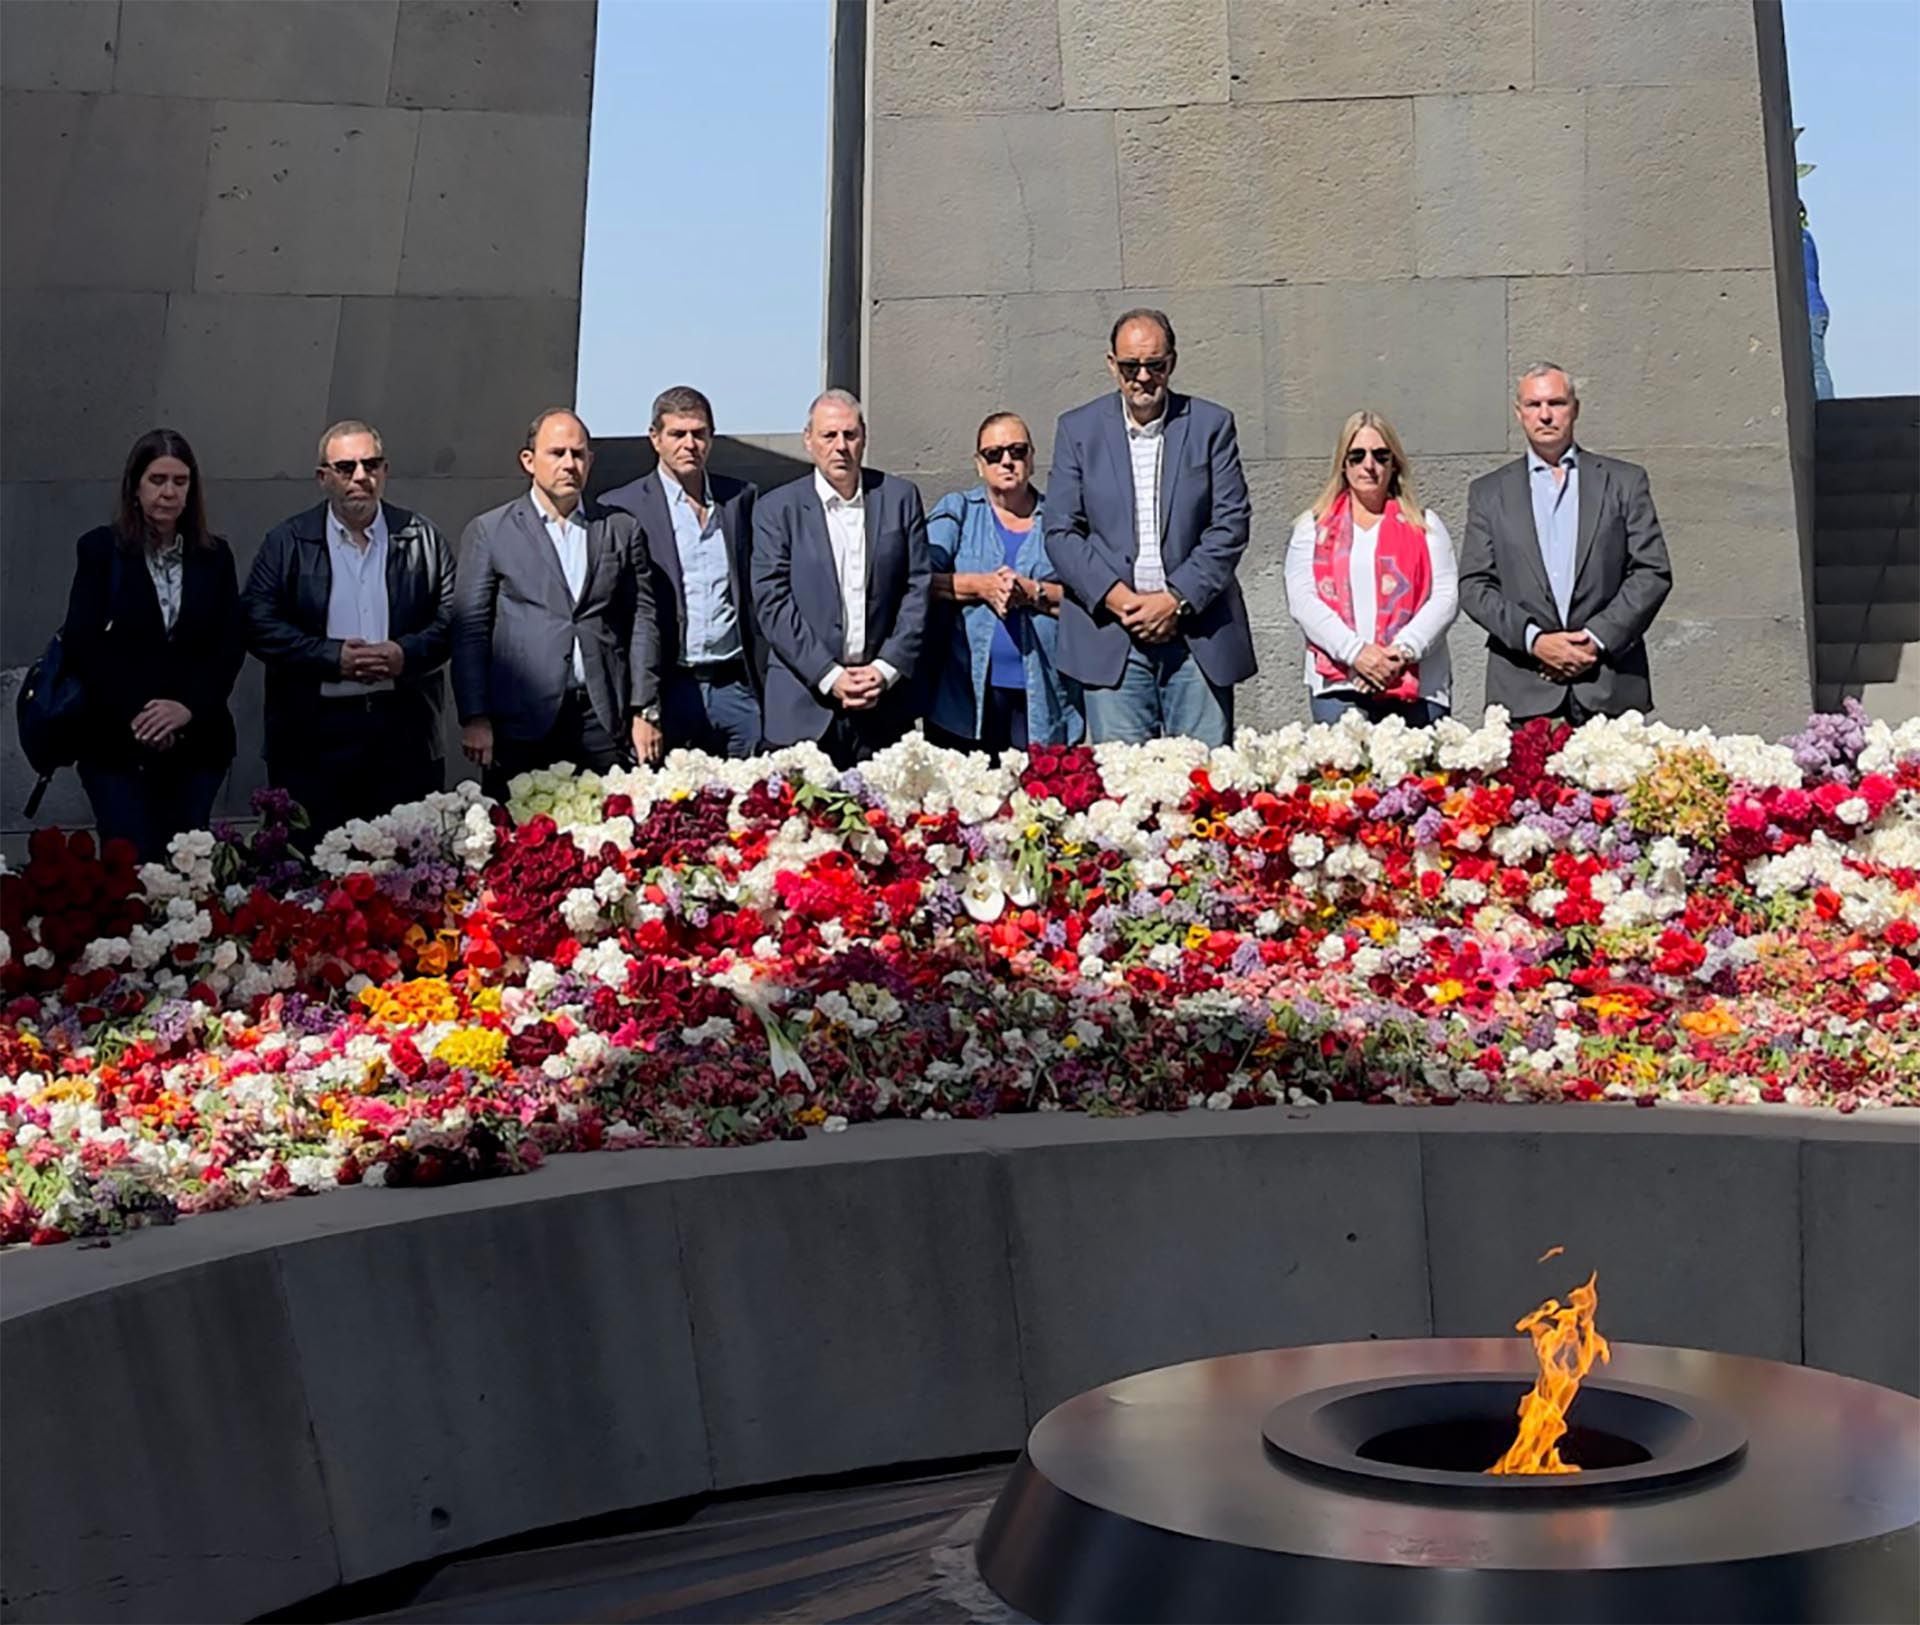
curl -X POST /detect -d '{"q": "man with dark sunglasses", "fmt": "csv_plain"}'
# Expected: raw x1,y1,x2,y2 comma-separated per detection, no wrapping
242,419,457,839
1043,309,1255,746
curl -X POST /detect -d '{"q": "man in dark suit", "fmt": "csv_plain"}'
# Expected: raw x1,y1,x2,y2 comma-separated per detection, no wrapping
1458,363,1673,722
243,419,455,838
1044,309,1254,746
750,389,931,767
452,408,662,800
598,385,761,758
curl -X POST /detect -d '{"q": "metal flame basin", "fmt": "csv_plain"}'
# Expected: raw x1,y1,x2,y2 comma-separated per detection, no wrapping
975,1339,1920,1624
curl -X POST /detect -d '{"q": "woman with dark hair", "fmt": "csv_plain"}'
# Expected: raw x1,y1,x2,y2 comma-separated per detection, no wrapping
60,429,245,858
924,411,1081,756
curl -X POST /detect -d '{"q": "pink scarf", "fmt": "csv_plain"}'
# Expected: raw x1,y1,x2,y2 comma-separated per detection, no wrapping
1309,491,1430,701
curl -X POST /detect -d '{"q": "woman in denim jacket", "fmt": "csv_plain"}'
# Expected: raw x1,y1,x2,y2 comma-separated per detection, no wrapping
925,413,1083,756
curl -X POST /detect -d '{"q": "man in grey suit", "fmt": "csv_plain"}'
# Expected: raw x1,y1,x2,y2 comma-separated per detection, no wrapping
1458,363,1673,723
750,389,930,767
452,408,662,800
1044,309,1255,746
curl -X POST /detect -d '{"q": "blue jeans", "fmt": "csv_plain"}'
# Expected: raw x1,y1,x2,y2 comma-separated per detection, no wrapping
80,761,225,862
1810,310,1834,401
662,665,762,759
1083,642,1233,747
1309,693,1449,727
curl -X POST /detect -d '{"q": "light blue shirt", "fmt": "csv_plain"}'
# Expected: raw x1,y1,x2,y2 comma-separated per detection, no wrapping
531,485,588,684
320,504,392,697
1525,445,1579,651
659,467,740,665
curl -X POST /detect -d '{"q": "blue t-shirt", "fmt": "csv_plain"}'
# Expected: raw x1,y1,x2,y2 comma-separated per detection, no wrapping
987,512,1028,690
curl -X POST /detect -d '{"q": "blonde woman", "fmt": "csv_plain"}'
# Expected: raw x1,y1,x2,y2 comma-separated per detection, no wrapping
1283,411,1457,725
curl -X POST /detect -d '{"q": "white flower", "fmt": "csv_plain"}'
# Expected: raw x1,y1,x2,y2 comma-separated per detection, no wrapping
1316,934,1348,965
1836,797,1871,827
1289,833,1326,869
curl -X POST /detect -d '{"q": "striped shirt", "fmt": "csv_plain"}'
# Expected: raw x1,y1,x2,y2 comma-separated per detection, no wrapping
1126,409,1167,594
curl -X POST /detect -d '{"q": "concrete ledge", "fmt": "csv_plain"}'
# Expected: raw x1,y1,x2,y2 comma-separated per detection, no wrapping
2,1105,1915,1623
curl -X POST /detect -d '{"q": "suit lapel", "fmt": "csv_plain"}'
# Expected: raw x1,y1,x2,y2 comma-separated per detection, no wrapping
1103,395,1136,545
863,478,891,628
1572,453,1604,597
1157,395,1189,539
800,488,843,649
577,502,609,611
381,505,412,629
514,496,575,614
642,474,684,600
1507,459,1560,623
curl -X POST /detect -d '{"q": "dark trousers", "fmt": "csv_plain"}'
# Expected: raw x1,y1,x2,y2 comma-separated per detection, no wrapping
1550,692,1597,726
819,704,912,771
1309,693,1449,727
662,660,762,759
80,759,225,862
484,687,627,801
270,694,443,842
925,684,1028,758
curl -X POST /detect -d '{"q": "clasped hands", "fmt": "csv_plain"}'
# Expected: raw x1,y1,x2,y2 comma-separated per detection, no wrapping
130,698,192,749
1533,629,1599,682
338,637,405,682
974,565,1052,619
830,665,890,712
1102,582,1182,644
1349,642,1411,694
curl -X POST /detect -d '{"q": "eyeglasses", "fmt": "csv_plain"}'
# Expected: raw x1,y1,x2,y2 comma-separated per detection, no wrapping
1114,357,1172,379
978,442,1032,465
322,456,387,477
1345,447,1394,468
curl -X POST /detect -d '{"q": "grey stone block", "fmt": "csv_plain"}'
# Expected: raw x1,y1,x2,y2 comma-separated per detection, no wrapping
1585,83,1774,273
1534,0,1757,88
202,478,333,570
1059,0,1229,109
388,0,596,115
328,296,580,479
997,292,1117,468
1261,278,1510,461
1424,1131,1802,1360
112,0,399,105
1095,285,1271,461
871,0,1063,115
0,0,117,91
1117,101,1414,287
0,479,115,652
275,1187,709,1581
675,1151,1025,1487
397,112,589,297
1646,613,1811,735
1,91,211,293
1414,91,1585,276
870,112,1121,299
1803,1141,1920,1395
1228,0,1533,101
0,290,167,481
1635,447,1806,616
1506,272,1789,452
196,101,419,296
156,295,343,480
1004,1130,1431,1417
867,296,1019,474
0,1257,338,1623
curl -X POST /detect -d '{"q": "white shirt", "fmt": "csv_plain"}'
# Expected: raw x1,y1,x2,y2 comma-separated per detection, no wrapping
1283,506,1459,706
319,505,393,697
1126,408,1167,593
531,484,589,685
814,471,899,695
145,537,184,634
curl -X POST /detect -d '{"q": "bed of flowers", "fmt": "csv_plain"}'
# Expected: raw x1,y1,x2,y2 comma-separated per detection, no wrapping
3,702,1917,1244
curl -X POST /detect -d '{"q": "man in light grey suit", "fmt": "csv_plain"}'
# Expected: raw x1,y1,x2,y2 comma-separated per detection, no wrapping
452,408,662,800
1458,363,1673,723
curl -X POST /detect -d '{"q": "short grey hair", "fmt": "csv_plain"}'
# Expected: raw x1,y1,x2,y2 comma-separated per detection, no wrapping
1515,361,1578,402
806,388,865,432
317,419,383,465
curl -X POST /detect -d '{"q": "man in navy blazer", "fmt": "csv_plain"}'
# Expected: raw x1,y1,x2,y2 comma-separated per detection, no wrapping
1044,309,1255,746
598,385,762,758
452,408,661,801
750,389,931,767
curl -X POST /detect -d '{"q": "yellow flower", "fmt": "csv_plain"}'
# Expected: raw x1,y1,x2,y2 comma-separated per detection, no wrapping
359,978,458,1027
432,1027,508,1073
1431,978,1466,1006
1184,923,1212,950
1679,1006,1740,1039
469,986,503,1014
1062,1033,1081,1050
1024,822,1045,841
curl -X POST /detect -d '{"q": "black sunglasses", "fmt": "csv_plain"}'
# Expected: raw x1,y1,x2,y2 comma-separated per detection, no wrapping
1114,357,1172,379
1345,447,1394,468
323,456,387,477
978,442,1032,465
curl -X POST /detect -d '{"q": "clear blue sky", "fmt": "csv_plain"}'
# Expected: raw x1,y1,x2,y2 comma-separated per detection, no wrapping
577,0,1920,435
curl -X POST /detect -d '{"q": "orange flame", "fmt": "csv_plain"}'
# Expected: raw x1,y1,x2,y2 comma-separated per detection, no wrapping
1487,1271,1609,1475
